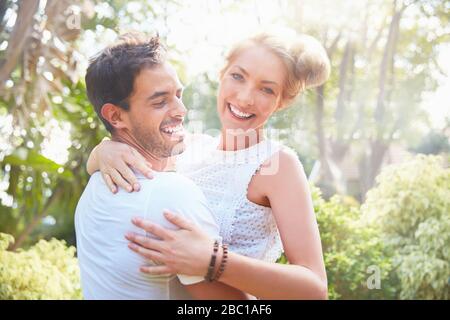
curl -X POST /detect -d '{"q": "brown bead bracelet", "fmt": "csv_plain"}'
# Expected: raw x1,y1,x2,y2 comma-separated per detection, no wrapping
214,243,228,281
205,239,219,282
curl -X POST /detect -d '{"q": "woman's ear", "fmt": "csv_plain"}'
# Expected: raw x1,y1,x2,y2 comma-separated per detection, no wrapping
100,103,128,130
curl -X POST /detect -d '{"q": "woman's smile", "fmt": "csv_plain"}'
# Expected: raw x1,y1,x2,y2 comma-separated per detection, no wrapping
227,103,256,120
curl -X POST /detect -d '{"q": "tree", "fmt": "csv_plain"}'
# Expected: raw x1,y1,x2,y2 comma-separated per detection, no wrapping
362,155,450,299
277,0,450,200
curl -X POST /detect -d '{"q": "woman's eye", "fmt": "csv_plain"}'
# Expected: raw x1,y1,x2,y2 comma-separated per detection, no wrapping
262,87,274,95
231,73,243,81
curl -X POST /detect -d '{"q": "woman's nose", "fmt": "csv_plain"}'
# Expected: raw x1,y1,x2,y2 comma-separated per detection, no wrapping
236,86,255,107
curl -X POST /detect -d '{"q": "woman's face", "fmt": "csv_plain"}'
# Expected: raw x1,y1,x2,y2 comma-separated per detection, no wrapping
217,45,287,133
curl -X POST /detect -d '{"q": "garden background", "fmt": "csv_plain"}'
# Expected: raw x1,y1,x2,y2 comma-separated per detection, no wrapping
0,0,449,299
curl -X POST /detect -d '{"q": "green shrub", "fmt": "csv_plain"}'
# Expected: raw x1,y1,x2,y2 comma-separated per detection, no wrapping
361,154,450,299
277,186,397,300
0,233,82,299
312,188,397,299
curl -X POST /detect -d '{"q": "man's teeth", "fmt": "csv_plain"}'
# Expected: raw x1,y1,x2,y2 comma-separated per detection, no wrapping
162,124,183,134
229,104,253,119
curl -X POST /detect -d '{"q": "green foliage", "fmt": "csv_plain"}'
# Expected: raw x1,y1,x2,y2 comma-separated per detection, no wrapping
0,80,105,247
183,73,221,132
362,155,450,299
0,233,82,300
411,130,450,155
312,188,397,299
277,186,397,299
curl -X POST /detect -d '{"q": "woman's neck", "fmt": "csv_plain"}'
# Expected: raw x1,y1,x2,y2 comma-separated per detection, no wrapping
218,127,265,151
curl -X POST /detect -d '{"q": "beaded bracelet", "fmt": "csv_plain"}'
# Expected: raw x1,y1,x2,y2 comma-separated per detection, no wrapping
214,243,228,281
205,239,219,282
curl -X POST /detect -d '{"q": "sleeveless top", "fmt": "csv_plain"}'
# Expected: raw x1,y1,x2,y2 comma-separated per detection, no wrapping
177,134,284,263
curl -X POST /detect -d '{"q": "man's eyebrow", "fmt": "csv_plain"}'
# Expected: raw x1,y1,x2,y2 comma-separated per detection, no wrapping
147,91,169,101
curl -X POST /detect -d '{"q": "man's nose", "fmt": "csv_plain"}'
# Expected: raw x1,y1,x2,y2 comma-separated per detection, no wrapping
171,97,187,118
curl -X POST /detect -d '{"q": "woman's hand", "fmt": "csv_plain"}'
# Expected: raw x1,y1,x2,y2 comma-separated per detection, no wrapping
125,210,215,277
88,140,154,193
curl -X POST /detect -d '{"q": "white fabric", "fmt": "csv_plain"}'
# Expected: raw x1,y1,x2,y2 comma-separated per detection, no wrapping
75,171,220,300
178,134,285,263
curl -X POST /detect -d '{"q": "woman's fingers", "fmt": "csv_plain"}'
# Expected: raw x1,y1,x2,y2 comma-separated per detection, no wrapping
108,168,133,192
125,232,166,252
116,162,141,192
127,241,165,262
131,217,173,240
163,210,194,231
126,151,154,179
140,265,174,275
102,172,117,193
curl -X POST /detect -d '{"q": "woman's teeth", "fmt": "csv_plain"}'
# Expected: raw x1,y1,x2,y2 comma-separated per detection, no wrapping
229,104,254,119
161,123,183,134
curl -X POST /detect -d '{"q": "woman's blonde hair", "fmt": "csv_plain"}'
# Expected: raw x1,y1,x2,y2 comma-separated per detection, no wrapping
220,33,331,106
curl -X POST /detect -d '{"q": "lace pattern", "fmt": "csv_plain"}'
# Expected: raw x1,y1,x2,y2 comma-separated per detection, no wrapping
178,135,285,262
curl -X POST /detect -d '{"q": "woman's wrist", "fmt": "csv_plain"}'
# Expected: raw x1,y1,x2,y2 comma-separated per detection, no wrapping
205,239,219,281
213,244,224,276
86,145,99,175
204,239,225,281
202,242,229,282
214,244,228,281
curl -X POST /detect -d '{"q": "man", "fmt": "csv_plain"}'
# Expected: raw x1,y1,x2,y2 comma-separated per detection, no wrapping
74,32,245,299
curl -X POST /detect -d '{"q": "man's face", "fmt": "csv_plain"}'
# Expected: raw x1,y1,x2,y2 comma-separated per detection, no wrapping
123,63,187,158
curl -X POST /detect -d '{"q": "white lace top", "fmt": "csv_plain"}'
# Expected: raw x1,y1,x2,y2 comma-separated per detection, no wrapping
177,134,285,263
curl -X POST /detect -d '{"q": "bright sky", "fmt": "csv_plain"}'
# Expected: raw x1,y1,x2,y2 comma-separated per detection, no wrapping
422,44,450,129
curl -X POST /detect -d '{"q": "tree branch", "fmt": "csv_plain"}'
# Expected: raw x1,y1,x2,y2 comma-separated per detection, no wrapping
0,0,39,91
9,183,64,251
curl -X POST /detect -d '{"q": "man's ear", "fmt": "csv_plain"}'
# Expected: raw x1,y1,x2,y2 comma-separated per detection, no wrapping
100,103,128,130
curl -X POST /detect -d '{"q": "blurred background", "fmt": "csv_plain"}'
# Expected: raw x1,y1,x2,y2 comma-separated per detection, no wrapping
0,0,449,299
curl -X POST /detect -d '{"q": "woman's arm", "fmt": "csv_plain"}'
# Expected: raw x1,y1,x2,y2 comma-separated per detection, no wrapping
86,143,101,175
86,139,153,192
127,150,327,299
217,150,327,299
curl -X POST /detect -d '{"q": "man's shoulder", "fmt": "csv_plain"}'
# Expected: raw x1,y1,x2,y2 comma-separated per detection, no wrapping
144,171,197,187
84,171,205,205
141,172,204,198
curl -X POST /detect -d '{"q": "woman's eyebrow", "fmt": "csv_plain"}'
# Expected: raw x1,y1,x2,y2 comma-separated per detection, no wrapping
261,79,279,87
235,65,249,76
235,65,279,87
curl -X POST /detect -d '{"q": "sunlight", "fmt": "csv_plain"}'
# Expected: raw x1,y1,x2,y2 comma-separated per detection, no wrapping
40,120,72,165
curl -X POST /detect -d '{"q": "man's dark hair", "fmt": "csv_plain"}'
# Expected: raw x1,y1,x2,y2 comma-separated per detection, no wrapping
85,32,166,132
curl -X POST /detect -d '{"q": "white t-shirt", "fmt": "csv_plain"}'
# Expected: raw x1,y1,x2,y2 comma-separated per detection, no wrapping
74,171,220,300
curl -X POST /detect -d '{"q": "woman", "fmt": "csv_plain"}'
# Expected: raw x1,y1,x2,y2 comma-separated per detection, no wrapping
87,33,331,299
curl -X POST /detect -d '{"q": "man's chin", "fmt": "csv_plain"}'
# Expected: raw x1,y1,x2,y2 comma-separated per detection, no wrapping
169,141,186,157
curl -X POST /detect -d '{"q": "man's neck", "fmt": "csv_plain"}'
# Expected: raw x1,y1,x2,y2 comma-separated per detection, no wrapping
112,131,170,172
